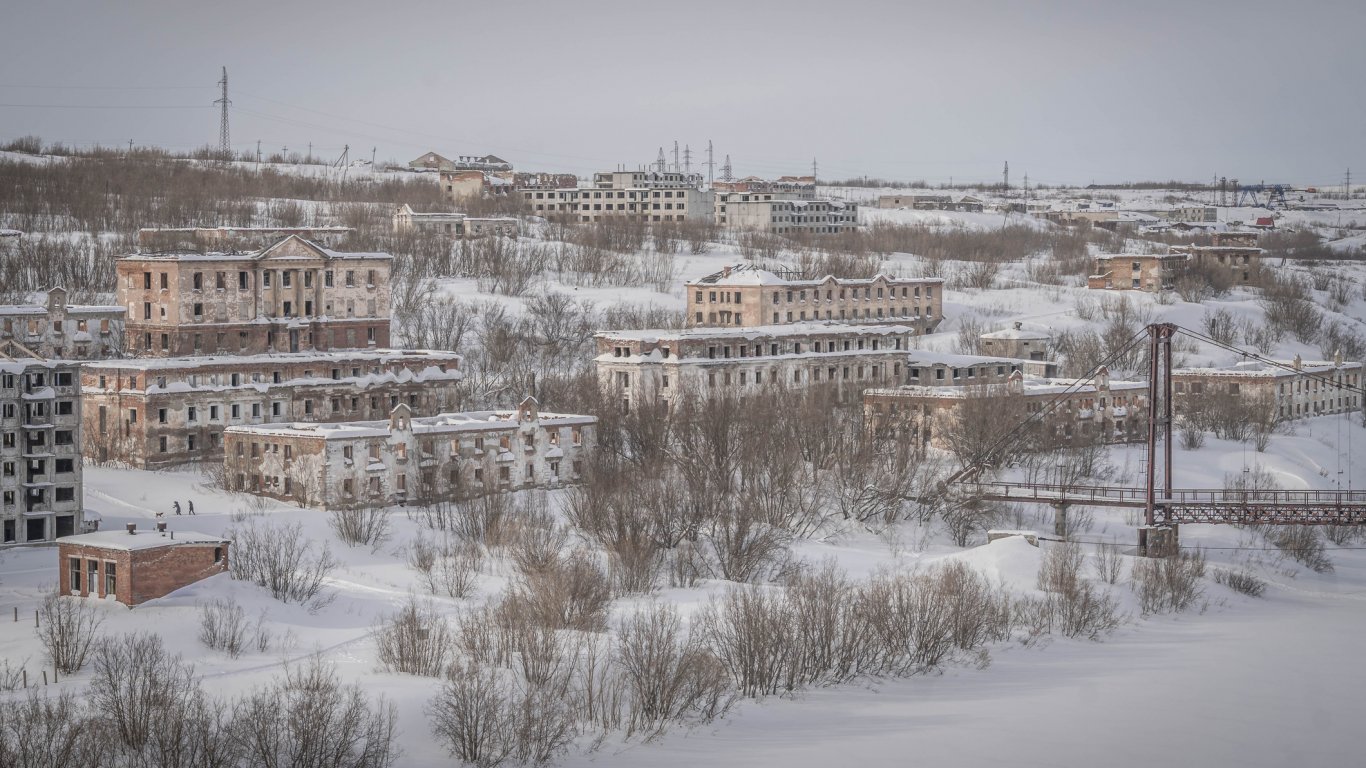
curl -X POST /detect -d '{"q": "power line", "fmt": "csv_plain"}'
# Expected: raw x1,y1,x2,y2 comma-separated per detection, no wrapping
0,103,210,109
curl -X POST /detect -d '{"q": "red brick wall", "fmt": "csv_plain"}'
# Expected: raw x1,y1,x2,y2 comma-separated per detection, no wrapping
57,539,228,606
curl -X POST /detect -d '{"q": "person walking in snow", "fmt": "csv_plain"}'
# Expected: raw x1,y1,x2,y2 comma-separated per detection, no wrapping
187,500,195,515
173,501,182,516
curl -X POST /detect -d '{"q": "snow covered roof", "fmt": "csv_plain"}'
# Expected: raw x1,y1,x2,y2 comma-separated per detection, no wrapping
905,350,1054,368
1173,359,1361,378
0,303,123,315
227,409,595,441
980,323,1050,341
0,229,22,238
60,528,227,551
1093,253,1187,262
597,322,915,343
82,348,460,372
691,264,941,288
867,375,1145,400
126,234,390,262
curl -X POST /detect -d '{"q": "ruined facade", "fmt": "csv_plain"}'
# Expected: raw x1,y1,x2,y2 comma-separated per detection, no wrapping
223,399,595,509
2,356,84,545
0,287,124,360
518,170,715,223
684,265,944,333
864,368,1148,452
1087,253,1187,291
595,322,919,410
58,526,229,606
391,205,520,238
979,322,1052,361
116,235,392,357
80,349,462,468
714,193,858,235
1173,356,1362,422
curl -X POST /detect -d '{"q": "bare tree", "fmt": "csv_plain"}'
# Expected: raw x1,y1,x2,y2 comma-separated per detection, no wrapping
36,592,103,674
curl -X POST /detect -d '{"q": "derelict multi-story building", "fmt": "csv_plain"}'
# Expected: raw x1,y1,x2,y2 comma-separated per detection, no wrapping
1,287,125,360
223,399,594,509
2,354,84,545
519,170,715,223
684,265,944,333
80,349,462,468
116,234,393,357
1173,354,1362,422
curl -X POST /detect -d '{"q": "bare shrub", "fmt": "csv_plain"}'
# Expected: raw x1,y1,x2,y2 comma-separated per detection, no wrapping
376,598,453,677
36,592,103,674
1131,549,1207,614
1037,541,1084,595
696,585,795,697
428,664,516,767
1093,543,1125,585
1261,274,1323,343
0,690,108,767
435,541,484,599
1325,524,1366,546
89,633,204,757
233,656,398,768
227,520,338,608
616,603,733,731
1201,307,1238,346
1031,542,1123,639
1267,527,1333,573
199,597,249,657
1213,568,1267,597
505,549,613,631
329,505,392,552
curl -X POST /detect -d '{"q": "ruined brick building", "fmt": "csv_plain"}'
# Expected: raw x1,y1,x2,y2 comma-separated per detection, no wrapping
58,524,229,606
223,399,594,509
684,265,944,333
117,235,392,357
1173,355,1362,421
0,287,124,360
81,349,462,468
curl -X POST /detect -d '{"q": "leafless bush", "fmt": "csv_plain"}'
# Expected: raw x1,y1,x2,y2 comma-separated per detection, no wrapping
233,656,398,768
616,603,733,730
951,261,1000,290
329,505,392,552
0,656,26,692
505,549,613,631
1267,527,1333,573
1320,321,1366,362
89,633,203,756
1131,549,1207,614
1093,543,1125,585
435,542,484,599
36,592,103,674
227,520,338,608
1213,568,1267,597
1325,524,1366,546
1038,541,1084,595
1261,274,1323,343
1178,418,1206,449
427,663,576,768
376,598,454,677
1201,307,1238,346
1240,318,1283,355
199,598,250,658
0,690,108,767
1030,542,1124,639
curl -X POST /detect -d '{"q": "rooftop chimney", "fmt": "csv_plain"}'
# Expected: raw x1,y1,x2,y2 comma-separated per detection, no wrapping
126,523,136,535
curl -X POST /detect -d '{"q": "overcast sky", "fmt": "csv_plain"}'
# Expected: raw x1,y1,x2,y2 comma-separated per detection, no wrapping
2,0,1362,186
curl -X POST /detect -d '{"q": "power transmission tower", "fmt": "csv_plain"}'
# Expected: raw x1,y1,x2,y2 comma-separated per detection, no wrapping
683,144,692,175
1003,161,1009,196
1023,173,1029,205
214,67,231,157
656,147,667,174
705,140,715,185
811,157,817,183
673,141,680,173
1347,168,1352,200
721,154,733,182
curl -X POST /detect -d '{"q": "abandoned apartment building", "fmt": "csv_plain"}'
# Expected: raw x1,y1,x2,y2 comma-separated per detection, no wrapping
684,265,945,334
222,399,596,509
1087,253,1188,291
0,287,125,360
864,367,1148,451
1,355,84,545
1172,354,1363,421
80,349,463,468
519,169,715,223
1168,232,1264,287
594,322,921,410
713,193,859,235
58,524,229,607
117,234,392,357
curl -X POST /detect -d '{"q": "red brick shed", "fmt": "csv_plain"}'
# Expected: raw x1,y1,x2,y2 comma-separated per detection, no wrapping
57,524,229,607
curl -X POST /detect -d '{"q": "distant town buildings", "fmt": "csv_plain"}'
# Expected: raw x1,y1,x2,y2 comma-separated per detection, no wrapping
2,356,84,545
117,235,393,357
713,176,816,199
223,399,595,509
518,170,715,223
1,287,124,360
80,349,462,468
876,194,984,212
439,170,515,201
58,524,229,606
409,152,512,174
715,192,858,235
684,265,944,333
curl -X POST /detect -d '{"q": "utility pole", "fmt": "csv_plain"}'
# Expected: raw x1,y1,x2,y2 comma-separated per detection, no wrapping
705,140,715,185
307,142,313,163
214,66,231,158
371,146,376,168
811,157,818,183
255,139,261,168
1347,168,1352,200
683,144,692,175
1002,161,1009,197
127,139,134,156
1023,173,1029,205
721,154,733,182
